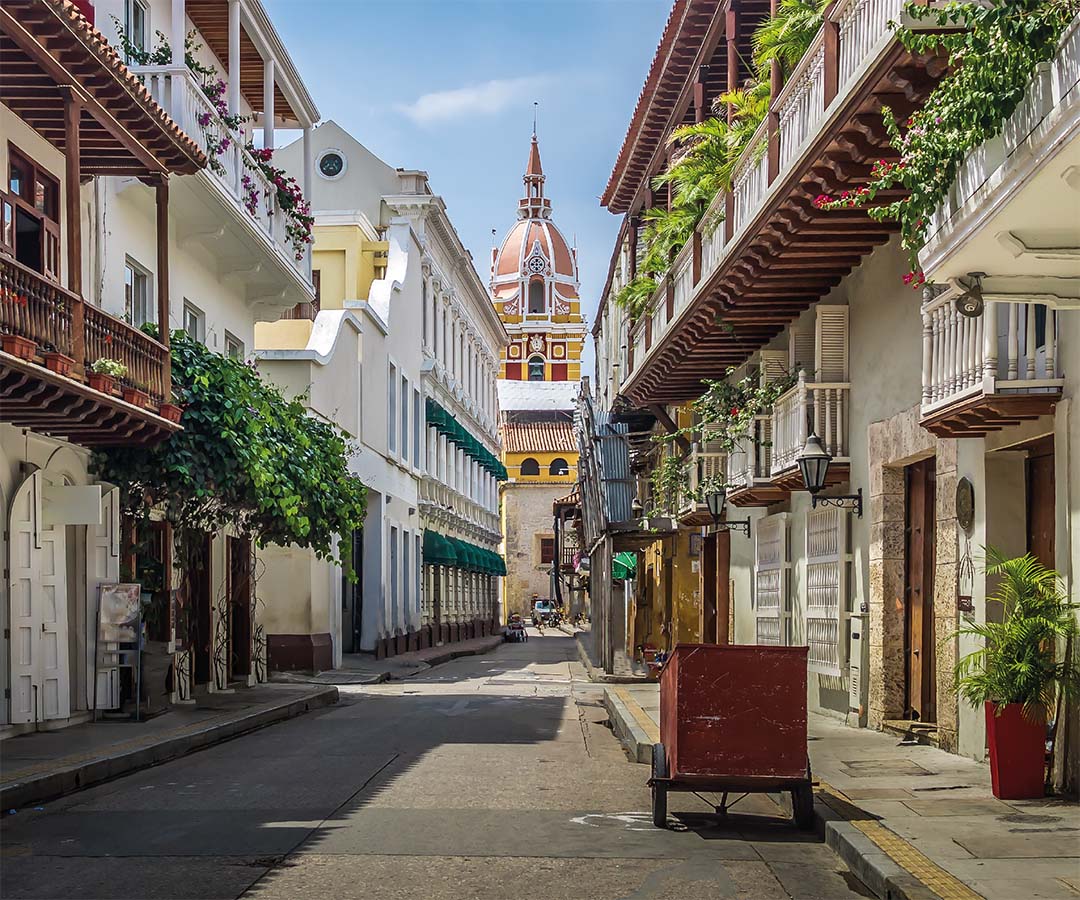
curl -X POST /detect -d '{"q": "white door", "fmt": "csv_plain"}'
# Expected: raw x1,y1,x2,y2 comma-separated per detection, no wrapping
7,471,70,723
86,488,120,709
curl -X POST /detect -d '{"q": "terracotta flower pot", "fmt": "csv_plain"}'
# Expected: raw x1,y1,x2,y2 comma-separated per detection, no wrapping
121,386,150,408
88,372,117,394
1,333,36,360
985,701,1046,799
158,402,183,423
42,351,75,377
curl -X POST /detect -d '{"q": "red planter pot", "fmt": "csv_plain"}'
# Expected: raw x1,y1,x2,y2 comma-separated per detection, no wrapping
1,333,37,360
985,701,1046,799
88,372,117,394
158,402,183,423
42,351,75,377
121,386,150,408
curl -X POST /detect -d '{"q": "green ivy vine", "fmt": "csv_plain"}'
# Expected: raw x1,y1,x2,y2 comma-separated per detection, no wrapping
816,0,1079,279
93,331,367,575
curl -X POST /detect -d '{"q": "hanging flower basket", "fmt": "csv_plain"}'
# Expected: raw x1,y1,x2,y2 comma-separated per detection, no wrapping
42,351,76,377
88,372,118,394
121,385,150,408
1,333,37,360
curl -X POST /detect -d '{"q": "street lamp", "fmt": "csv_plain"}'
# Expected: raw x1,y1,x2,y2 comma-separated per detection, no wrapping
704,487,751,538
797,433,862,517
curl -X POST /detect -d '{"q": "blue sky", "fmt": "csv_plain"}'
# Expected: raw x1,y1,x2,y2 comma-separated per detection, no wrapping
265,0,671,368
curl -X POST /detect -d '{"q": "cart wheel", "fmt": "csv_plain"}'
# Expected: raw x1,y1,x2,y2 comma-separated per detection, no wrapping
651,743,668,829
791,783,815,830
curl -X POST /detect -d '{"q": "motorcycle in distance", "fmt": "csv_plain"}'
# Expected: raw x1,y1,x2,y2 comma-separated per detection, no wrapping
504,614,528,643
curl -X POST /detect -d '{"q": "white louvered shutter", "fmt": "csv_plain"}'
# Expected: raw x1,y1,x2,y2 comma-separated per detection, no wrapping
815,306,849,382
805,507,848,675
759,349,789,385
789,329,816,378
754,513,789,645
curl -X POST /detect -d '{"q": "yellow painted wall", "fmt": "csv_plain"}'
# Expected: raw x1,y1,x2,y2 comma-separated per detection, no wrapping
503,449,578,484
309,224,388,307
626,529,701,660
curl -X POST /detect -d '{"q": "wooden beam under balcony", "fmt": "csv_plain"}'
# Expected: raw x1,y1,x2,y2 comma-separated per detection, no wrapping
619,35,947,407
920,392,1062,439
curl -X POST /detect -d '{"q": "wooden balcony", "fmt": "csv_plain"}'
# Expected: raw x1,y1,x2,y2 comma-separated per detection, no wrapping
768,374,850,491
676,441,726,526
919,292,1063,437
618,0,948,405
0,257,178,446
725,421,787,508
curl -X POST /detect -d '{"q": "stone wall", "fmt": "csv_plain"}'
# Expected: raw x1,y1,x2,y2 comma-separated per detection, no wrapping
501,482,562,617
867,404,960,751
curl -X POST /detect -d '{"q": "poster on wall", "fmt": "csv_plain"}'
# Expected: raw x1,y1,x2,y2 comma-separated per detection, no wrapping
99,583,142,642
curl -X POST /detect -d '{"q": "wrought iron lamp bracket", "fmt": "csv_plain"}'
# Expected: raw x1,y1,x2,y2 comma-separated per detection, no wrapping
810,488,863,518
712,518,751,538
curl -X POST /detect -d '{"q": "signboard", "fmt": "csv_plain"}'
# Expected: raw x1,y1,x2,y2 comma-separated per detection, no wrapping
99,583,141,642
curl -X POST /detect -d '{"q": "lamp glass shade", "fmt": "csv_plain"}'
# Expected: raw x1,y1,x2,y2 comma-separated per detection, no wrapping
798,433,831,494
705,489,726,522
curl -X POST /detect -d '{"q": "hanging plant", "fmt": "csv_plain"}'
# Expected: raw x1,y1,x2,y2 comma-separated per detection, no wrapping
93,331,367,575
244,145,314,260
815,0,1079,279
648,452,685,517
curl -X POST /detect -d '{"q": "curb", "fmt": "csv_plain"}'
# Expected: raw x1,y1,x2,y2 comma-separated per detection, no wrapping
604,684,948,900
602,686,654,764
0,686,338,811
574,633,651,684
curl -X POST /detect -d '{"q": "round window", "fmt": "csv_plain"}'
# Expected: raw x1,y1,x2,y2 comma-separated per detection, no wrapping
318,150,346,180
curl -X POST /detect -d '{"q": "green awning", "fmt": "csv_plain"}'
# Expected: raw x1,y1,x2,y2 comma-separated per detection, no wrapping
490,551,507,576
423,531,454,567
613,551,637,581
424,398,508,482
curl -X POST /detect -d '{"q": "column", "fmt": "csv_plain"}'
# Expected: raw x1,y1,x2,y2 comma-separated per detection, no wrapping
262,57,276,150
228,0,241,114
62,88,84,370
302,125,313,278
171,0,185,67
155,179,171,374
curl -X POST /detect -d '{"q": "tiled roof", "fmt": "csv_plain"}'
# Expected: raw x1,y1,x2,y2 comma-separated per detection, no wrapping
501,420,577,454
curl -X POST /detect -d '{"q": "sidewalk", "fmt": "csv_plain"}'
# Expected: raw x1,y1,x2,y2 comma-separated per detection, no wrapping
0,682,337,811
604,682,1080,900
275,634,506,685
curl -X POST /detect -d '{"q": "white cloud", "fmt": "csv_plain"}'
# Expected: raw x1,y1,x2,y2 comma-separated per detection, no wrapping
396,76,550,126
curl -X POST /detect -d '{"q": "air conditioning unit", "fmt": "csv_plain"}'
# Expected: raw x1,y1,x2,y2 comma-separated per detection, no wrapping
848,612,869,726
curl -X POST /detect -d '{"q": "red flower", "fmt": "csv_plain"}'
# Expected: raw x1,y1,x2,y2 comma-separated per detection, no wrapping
729,407,739,417
105,334,113,345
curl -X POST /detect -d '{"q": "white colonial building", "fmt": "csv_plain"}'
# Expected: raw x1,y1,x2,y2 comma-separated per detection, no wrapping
257,121,506,666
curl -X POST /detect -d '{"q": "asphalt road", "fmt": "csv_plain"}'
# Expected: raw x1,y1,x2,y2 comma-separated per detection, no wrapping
1,631,873,900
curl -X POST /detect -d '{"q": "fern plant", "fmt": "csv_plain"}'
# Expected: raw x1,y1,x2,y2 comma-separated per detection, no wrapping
954,549,1080,720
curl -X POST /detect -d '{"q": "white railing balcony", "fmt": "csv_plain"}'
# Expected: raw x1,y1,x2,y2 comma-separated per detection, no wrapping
732,124,770,235
777,35,827,170
678,448,727,519
835,0,904,92
130,64,310,281
770,372,850,476
921,293,1064,416
726,420,772,492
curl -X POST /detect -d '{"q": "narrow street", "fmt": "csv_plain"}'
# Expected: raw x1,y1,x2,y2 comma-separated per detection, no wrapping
2,633,872,900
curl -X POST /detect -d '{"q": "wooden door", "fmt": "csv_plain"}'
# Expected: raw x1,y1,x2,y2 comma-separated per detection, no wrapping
1026,437,1055,569
86,487,120,709
227,537,252,681
904,459,936,723
191,534,212,686
701,533,717,643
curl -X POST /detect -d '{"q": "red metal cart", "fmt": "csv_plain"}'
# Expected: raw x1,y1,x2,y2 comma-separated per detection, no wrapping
648,643,814,829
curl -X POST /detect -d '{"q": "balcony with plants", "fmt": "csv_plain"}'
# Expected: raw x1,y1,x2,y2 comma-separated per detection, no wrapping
609,0,974,407
120,26,315,295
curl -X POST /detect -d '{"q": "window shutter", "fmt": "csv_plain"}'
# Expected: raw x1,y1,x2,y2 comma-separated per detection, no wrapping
805,507,848,675
815,305,849,382
789,329,816,377
759,349,789,385
754,513,789,645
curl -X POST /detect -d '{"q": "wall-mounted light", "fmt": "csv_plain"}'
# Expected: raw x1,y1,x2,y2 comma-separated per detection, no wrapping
705,488,750,538
798,433,862,517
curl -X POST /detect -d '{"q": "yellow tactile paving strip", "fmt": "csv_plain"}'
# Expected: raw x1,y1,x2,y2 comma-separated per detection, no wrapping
612,686,661,745
819,782,985,900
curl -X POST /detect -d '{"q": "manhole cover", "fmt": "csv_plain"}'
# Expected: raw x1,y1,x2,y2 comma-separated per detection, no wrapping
841,759,932,777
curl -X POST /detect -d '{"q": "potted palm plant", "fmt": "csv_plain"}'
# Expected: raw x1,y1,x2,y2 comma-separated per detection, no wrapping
954,550,1079,799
